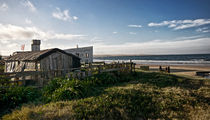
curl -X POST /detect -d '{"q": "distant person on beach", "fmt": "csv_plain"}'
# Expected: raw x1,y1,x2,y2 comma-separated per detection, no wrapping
159,66,162,71
168,66,170,73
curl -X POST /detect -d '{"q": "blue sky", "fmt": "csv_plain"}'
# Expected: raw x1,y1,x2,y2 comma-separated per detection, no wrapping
0,0,210,55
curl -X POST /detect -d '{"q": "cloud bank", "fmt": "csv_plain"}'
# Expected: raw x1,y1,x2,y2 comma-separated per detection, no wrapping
0,23,86,55
148,19,210,30
0,23,85,41
94,37,210,55
196,27,210,33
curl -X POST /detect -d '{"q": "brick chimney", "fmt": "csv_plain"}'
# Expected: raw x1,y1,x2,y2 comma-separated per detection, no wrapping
31,40,41,51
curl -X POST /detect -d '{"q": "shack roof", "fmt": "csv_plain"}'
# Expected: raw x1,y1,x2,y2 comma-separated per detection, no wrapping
5,48,80,61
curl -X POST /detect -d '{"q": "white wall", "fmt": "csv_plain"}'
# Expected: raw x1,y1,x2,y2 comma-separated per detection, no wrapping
65,46,93,63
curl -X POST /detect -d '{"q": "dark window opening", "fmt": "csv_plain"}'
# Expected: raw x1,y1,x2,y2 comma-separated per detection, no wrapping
85,53,89,58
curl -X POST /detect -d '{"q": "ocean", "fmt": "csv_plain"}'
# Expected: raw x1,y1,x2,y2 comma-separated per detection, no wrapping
94,54,210,66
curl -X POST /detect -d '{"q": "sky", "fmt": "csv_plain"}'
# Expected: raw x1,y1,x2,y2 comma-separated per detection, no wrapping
0,0,210,55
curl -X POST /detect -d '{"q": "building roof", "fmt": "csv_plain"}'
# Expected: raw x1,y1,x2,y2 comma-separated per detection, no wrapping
5,48,80,61
65,46,93,51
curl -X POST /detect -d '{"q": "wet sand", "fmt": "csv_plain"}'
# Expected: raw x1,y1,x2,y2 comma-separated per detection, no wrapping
136,64,210,78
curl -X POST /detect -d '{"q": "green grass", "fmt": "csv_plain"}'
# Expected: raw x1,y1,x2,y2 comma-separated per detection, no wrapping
2,71,210,119
0,86,41,117
0,64,4,72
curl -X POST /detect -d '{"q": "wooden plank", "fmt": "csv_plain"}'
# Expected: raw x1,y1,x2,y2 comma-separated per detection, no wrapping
100,67,127,73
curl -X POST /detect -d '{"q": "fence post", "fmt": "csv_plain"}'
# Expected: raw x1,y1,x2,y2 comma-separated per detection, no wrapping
130,62,133,73
39,77,43,87
14,76,18,86
22,75,26,86
98,65,101,74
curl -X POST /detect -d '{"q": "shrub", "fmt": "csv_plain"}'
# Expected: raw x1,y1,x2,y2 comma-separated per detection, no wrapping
43,78,88,102
42,72,135,102
94,72,118,85
0,86,40,116
52,79,86,101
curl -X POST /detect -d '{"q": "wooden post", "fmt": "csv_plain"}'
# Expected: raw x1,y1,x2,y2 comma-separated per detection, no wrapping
88,70,92,76
77,71,81,79
130,62,133,73
72,72,76,78
98,66,101,74
39,77,43,87
14,76,18,86
67,73,71,79
22,75,26,86
35,62,38,84
82,72,86,78
40,71,44,87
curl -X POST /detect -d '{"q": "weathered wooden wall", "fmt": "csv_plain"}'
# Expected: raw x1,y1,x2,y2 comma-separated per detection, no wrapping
5,61,36,73
40,51,79,71
5,51,80,73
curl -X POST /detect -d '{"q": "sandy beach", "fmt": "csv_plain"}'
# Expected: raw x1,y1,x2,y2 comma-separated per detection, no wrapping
136,64,210,78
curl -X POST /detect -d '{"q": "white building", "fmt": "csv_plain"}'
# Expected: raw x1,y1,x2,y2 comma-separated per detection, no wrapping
64,46,93,63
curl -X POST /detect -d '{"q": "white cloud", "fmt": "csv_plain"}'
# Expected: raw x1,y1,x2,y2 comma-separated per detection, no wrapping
148,19,210,30
90,37,103,43
73,16,78,20
22,0,36,12
196,27,210,33
129,32,136,35
128,24,142,28
0,3,8,11
0,23,86,41
94,37,210,55
0,23,86,55
175,35,203,40
52,7,78,22
25,18,32,24
112,31,117,34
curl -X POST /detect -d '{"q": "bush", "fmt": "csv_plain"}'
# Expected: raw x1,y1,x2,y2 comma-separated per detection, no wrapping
52,79,86,101
0,86,40,116
43,78,88,102
42,72,136,102
94,72,118,85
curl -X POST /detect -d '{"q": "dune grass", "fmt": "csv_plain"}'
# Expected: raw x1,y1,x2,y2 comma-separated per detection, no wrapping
2,71,210,120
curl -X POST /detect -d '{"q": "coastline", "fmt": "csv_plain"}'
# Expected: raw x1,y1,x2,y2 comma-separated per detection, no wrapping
94,58,210,78
136,64,210,78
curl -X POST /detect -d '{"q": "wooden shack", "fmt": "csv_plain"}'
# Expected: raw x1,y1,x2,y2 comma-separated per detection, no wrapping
5,48,80,73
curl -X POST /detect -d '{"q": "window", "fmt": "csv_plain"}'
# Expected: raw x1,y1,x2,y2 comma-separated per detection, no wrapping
85,53,89,58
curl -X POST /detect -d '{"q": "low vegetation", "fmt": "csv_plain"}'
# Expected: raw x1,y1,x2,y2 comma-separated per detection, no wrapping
0,64,4,73
1,70,210,119
0,86,41,116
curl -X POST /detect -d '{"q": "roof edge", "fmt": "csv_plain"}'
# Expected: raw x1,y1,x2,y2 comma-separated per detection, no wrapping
37,48,81,61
